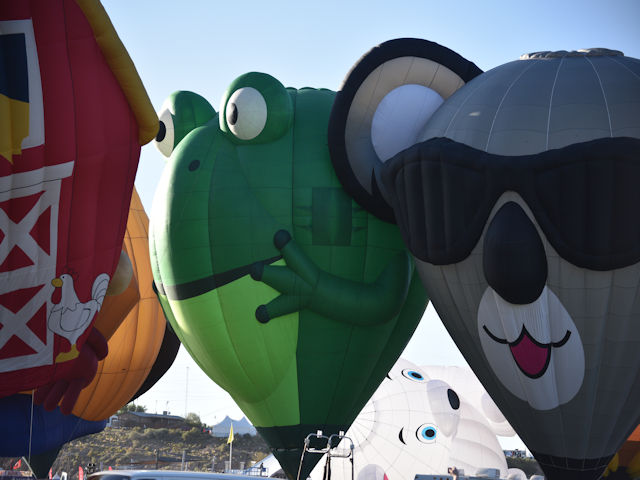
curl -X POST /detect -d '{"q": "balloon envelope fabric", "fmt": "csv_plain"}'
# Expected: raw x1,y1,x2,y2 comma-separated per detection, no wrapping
327,38,640,480
149,77,428,479
0,0,156,403
70,188,168,421
0,393,105,456
309,359,514,480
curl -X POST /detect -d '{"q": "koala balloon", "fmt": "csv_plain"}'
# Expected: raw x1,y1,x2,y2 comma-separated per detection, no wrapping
329,38,640,480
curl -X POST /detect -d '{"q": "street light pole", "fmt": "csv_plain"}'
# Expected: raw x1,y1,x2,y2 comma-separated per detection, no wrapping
185,366,189,417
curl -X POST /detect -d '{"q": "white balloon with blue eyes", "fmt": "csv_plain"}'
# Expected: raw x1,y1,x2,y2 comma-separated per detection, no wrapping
422,364,517,437
309,358,516,480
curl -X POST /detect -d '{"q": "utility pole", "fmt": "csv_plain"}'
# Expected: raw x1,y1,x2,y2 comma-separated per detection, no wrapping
184,366,189,417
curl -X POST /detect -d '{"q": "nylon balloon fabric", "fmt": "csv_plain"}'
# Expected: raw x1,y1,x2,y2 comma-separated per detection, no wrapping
149,77,428,479
0,0,156,412
329,38,640,480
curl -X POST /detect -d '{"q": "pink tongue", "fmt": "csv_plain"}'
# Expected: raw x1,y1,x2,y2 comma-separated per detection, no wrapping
509,331,549,377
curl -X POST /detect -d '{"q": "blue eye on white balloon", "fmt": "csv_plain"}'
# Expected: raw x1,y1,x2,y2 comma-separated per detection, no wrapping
402,369,426,381
417,423,437,443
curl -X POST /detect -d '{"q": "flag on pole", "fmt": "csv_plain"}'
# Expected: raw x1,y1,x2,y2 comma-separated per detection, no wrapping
12,459,21,470
228,423,234,470
227,423,234,444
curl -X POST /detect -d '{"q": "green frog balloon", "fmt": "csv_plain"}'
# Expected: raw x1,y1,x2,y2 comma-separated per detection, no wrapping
149,73,428,478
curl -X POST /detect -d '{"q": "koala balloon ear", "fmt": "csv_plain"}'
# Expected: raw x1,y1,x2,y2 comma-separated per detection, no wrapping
329,38,482,222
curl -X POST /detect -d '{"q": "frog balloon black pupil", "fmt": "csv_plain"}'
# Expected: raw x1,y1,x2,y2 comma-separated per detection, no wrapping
227,103,238,125
156,120,166,142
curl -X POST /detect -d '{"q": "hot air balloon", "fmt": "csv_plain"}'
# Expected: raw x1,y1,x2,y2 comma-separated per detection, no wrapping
0,188,176,468
0,0,157,413
506,470,529,480
129,319,181,402
423,365,516,437
309,359,516,480
71,188,174,421
603,425,640,479
149,76,429,478
0,393,106,458
328,38,640,480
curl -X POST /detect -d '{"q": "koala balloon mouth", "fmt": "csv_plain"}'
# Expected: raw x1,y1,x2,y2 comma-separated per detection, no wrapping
483,325,571,379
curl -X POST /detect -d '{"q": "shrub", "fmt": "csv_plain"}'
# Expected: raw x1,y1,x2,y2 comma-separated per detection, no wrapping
127,430,144,443
182,427,203,443
142,428,170,440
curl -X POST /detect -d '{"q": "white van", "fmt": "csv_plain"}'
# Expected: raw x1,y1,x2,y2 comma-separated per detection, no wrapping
88,471,263,480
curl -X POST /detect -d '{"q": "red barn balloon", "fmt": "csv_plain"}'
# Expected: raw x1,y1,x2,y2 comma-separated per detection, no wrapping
0,0,157,408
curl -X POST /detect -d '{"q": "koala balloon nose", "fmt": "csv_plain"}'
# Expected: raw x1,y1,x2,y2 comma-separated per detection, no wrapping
483,202,547,304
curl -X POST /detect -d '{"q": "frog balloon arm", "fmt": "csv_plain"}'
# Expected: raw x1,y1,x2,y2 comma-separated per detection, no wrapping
251,230,412,325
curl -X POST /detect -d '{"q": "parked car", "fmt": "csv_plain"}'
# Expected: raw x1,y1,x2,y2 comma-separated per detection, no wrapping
88,471,260,480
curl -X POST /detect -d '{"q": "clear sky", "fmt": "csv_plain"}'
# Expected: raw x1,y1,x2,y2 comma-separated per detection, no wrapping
101,0,640,452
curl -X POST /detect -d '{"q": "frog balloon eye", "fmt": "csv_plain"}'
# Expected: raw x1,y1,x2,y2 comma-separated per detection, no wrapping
416,423,438,443
155,108,175,157
225,87,268,140
220,73,293,143
402,368,427,382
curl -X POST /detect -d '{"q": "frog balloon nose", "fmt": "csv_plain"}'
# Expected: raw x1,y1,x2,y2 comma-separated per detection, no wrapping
483,202,547,304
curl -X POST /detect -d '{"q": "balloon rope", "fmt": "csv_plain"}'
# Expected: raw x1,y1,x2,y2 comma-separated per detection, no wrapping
29,390,35,463
296,449,306,480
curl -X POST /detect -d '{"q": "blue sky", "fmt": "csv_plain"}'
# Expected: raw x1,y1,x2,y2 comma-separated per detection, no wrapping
101,0,640,451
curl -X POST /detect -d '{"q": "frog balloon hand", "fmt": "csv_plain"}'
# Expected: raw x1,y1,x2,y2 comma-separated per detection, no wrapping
251,229,412,324
250,230,315,322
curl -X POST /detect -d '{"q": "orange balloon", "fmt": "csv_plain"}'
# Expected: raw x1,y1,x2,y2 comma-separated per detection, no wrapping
618,425,640,468
94,254,140,342
70,188,166,421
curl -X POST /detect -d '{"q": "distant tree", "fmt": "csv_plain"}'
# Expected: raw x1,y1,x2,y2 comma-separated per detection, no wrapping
185,412,202,427
117,403,147,414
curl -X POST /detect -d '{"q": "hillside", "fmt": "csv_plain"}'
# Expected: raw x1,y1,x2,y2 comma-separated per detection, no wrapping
49,426,271,479
4,425,543,480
